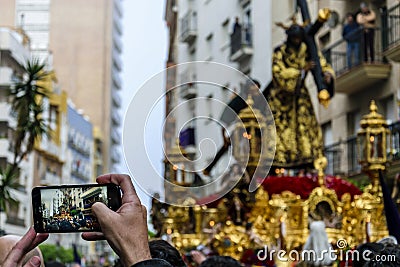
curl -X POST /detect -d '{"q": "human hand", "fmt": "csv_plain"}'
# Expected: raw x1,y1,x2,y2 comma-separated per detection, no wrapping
190,250,207,265
2,227,48,267
323,72,332,84
81,174,151,267
304,61,316,72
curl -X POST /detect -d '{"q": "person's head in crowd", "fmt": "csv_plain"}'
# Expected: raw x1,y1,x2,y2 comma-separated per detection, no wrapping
149,239,187,267
199,255,242,267
0,235,45,267
346,12,355,23
360,2,370,13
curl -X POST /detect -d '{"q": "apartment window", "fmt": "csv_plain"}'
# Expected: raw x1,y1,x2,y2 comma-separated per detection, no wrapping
0,122,7,139
322,122,333,146
49,105,58,133
347,110,361,136
381,96,395,124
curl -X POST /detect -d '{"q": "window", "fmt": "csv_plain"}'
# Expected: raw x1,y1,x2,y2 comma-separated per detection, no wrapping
347,110,361,136
381,96,395,124
322,122,333,146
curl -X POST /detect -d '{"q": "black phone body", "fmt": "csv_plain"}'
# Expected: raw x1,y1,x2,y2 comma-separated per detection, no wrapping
32,183,121,233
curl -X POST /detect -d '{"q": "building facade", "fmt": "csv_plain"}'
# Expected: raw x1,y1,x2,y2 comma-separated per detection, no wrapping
65,101,94,185
0,0,123,173
164,0,272,201
0,27,32,235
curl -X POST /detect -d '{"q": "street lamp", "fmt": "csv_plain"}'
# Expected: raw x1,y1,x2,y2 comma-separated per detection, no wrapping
232,95,268,177
357,100,391,190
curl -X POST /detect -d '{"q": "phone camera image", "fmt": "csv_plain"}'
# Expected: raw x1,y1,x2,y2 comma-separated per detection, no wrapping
33,185,115,232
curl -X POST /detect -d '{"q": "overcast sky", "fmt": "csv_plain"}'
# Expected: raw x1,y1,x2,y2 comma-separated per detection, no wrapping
120,1,167,208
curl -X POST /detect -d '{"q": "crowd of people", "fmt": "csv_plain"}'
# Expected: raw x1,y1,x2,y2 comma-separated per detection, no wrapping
1,174,400,266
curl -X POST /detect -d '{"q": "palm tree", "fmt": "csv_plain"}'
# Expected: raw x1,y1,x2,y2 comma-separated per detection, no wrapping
9,58,50,173
0,165,19,233
0,58,50,233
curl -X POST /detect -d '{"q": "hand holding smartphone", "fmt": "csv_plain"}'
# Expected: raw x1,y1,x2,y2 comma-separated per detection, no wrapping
32,183,122,233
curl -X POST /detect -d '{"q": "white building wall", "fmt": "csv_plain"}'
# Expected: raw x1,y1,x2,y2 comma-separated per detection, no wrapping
174,0,272,189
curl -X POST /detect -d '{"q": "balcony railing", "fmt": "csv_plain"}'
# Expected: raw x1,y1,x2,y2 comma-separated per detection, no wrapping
230,23,253,62
322,27,385,76
180,11,197,44
323,121,400,176
382,4,400,50
179,67,197,100
346,136,361,175
324,142,342,175
389,121,400,161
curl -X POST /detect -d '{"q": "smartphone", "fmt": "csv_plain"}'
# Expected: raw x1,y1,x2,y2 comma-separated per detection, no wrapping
32,183,122,233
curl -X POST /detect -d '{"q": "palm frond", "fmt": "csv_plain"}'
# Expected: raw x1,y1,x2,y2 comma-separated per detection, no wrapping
0,165,20,212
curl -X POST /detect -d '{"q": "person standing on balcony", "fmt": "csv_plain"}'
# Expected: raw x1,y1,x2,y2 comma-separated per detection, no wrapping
342,13,361,68
232,16,242,34
357,2,376,62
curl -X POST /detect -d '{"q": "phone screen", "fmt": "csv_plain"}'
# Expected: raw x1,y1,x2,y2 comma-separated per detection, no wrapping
32,183,121,233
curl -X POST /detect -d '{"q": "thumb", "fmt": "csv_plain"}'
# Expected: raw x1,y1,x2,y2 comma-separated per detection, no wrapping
91,202,113,222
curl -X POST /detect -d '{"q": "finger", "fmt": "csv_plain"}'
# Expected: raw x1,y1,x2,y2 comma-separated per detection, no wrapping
24,256,42,267
91,202,116,230
81,232,106,241
97,174,140,204
28,234,49,251
6,227,37,262
4,227,46,266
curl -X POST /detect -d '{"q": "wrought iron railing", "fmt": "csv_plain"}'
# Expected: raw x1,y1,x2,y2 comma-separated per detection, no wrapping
389,121,400,160
323,121,400,176
180,10,197,42
346,136,361,174
322,27,385,75
381,4,400,50
324,142,342,175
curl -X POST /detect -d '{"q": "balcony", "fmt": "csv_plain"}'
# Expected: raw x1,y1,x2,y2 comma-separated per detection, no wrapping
39,136,61,160
179,67,197,100
0,139,9,157
238,0,250,7
322,121,400,177
382,4,400,61
0,28,30,65
112,89,121,108
322,27,391,95
180,11,197,45
0,66,13,85
0,102,10,121
230,23,253,62
111,110,121,127
111,128,121,145
112,67,122,89
111,148,121,164
324,142,342,176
